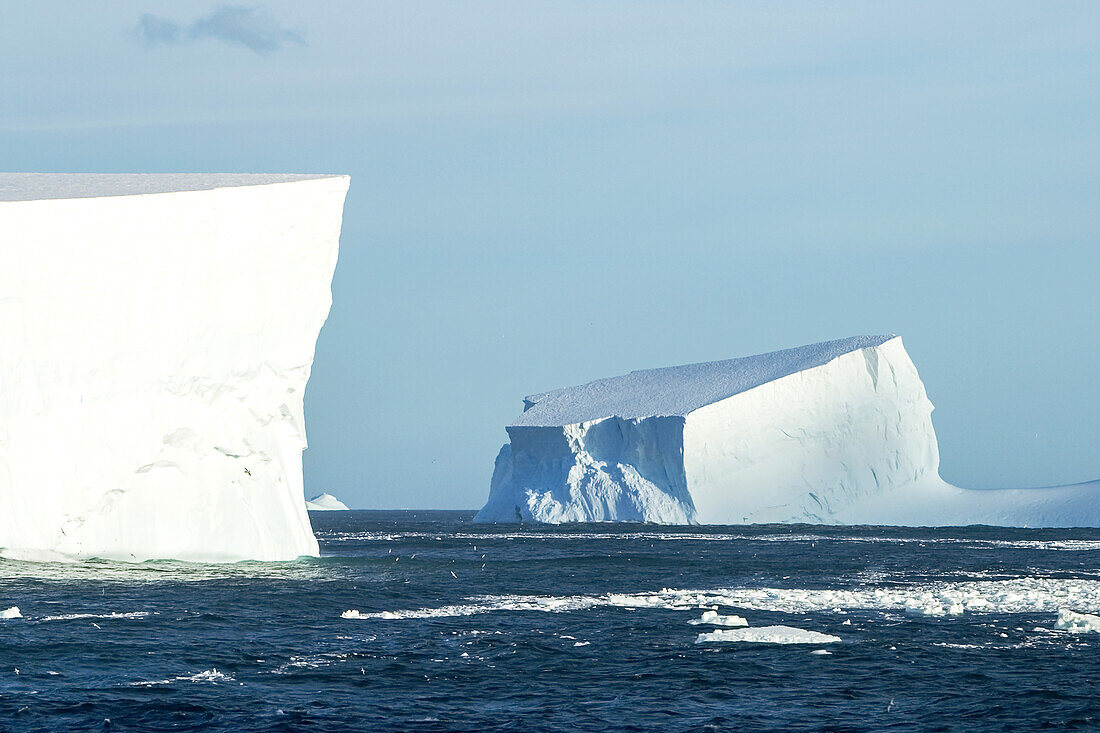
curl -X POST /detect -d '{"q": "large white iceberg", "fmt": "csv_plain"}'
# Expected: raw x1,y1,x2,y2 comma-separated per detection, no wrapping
0,173,350,561
476,335,1100,526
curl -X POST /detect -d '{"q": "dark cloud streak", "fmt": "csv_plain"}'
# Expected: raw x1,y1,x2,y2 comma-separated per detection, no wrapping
136,5,305,54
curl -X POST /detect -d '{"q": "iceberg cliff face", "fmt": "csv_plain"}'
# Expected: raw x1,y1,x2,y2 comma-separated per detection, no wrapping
0,174,349,561
476,336,1099,527
683,337,938,523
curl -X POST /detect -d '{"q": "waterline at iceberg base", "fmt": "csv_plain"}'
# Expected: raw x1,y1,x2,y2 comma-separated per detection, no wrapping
476,335,1100,527
0,174,350,562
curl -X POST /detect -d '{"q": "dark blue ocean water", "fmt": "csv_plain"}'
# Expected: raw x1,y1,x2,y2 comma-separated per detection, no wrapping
4,511,1100,731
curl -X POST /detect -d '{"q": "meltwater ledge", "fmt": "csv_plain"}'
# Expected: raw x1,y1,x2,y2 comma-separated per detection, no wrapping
0,174,350,561
476,336,1100,527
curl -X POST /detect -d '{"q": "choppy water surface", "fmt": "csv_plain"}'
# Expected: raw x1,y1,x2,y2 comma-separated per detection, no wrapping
4,512,1100,731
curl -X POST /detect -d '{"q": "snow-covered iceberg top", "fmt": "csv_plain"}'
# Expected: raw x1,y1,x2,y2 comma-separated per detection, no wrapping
0,173,350,562
478,335,1100,527
0,173,336,202
515,335,894,426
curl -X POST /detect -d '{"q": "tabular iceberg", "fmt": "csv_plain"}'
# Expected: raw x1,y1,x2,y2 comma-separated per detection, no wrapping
476,335,1100,527
0,174,350,561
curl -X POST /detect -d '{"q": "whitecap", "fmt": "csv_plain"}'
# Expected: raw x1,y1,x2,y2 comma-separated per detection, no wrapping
130,668,234,686
39,611,150,622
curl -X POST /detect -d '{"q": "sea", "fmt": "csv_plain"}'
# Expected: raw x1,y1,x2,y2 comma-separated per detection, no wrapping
4,511,1100,732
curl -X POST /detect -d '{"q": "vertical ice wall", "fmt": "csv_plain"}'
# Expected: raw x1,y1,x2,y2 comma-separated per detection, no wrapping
0,174,350,561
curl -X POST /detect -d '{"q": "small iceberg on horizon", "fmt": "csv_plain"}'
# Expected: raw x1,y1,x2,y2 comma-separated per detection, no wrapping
307,493,350,511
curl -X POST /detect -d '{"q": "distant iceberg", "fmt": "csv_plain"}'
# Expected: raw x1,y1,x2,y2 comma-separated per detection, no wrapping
0,173,350,562
306,493,349,511
476,335,1100,527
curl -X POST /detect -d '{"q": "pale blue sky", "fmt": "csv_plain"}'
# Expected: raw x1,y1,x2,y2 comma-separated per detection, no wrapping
2,2,1097,508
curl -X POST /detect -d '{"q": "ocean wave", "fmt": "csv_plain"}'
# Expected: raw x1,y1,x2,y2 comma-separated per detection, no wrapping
39,611,151,622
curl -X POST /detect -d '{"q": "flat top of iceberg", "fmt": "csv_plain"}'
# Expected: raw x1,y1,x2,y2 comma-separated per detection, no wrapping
0,173,345,202
513,335,895,427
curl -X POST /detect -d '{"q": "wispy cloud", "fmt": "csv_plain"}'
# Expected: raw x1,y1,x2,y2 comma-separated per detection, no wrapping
136,5,305,54
136,13,182,45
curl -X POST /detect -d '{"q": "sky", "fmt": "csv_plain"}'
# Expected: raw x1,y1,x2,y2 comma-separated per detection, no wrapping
2,2,1097,509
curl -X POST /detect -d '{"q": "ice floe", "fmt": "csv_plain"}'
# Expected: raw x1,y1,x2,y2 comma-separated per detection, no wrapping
695,626,841,644
688,610,748,626
1,606,21,619
1054,609,1100,633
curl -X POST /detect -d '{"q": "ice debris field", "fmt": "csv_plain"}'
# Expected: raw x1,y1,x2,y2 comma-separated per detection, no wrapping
338,576,1100,649
477,335,1100,527
337,577,1100,621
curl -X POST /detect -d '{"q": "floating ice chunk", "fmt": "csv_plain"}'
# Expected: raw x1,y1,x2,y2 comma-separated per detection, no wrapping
1,606,21,619
905,597,965,616
810,649,832,655
341,610,366,619
1054,609,1100,633
695,626,841,645
689,610,748,627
